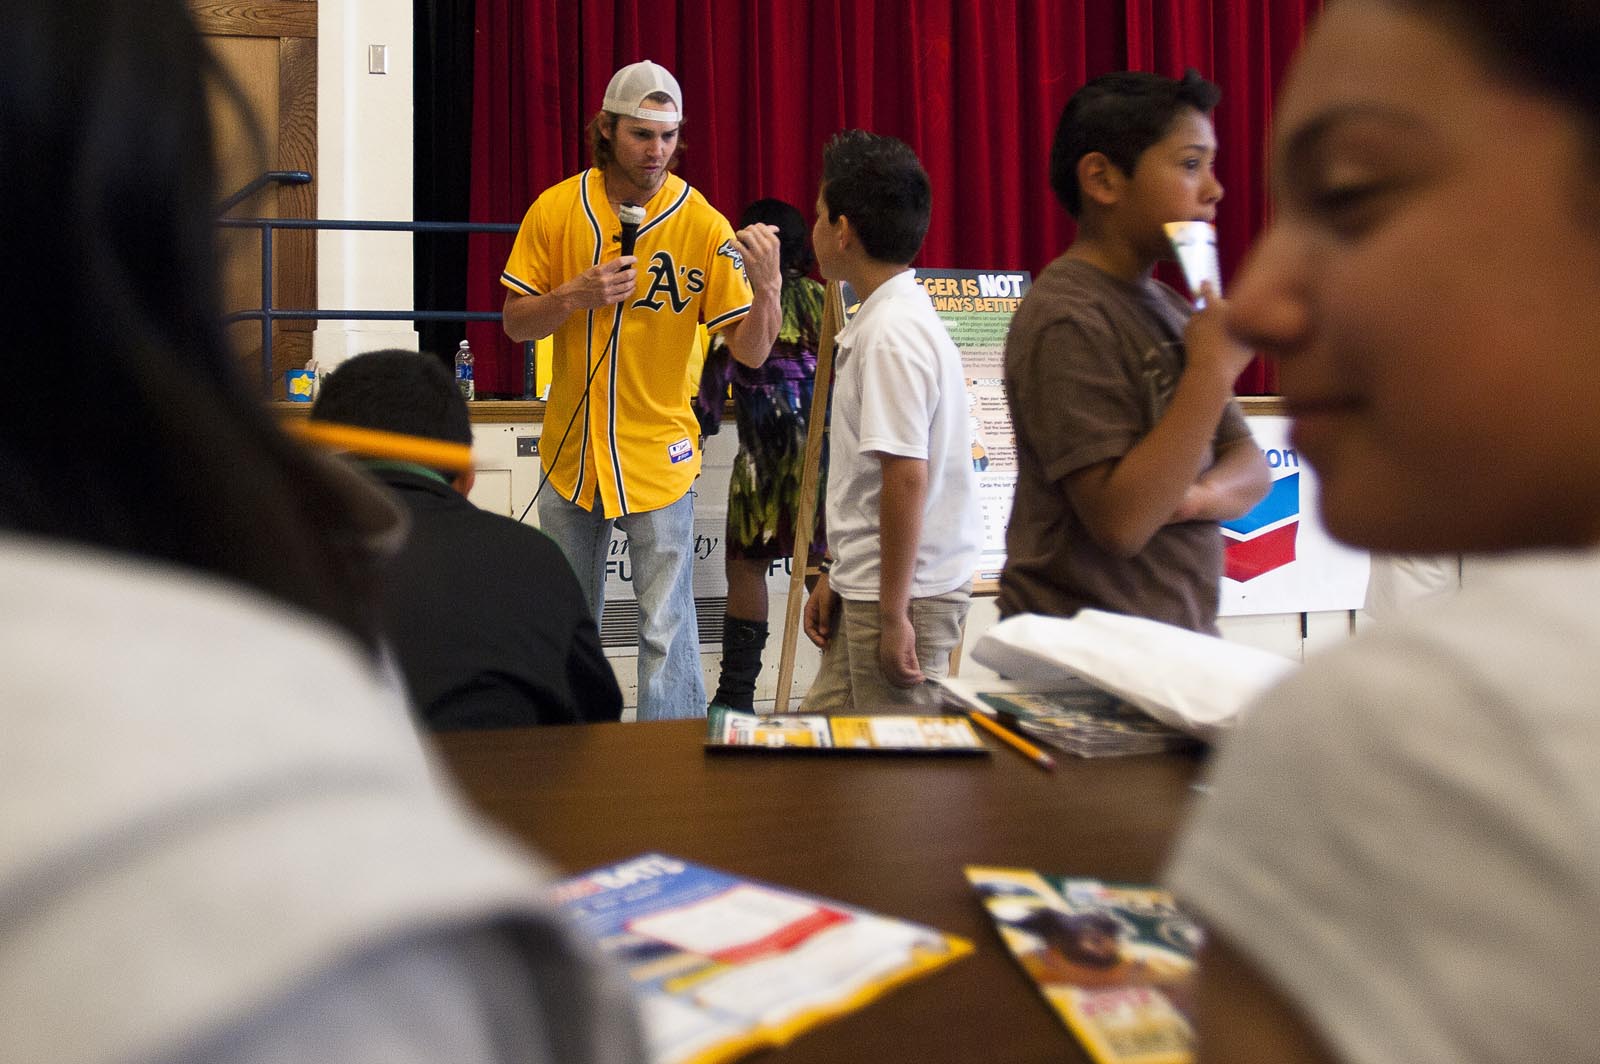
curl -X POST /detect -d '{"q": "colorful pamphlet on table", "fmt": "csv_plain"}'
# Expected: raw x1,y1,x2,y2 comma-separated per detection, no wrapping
933,675,1199,759
966,866,1203,1064
704,704,987,755
555,854,972,1064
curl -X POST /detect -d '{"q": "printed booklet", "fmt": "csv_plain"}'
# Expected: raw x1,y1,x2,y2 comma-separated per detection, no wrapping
705,704,987,755
933,676,1198,758
555,854,972,1064
965,866,1203,1064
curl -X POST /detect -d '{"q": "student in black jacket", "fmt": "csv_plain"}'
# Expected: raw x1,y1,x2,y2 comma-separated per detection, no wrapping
313,349,623,728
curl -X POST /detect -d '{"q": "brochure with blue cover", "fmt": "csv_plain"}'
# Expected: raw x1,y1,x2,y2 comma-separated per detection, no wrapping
554,854,972,1064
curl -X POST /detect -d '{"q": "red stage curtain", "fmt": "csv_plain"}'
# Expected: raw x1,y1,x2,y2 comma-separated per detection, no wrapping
466,0,1321,395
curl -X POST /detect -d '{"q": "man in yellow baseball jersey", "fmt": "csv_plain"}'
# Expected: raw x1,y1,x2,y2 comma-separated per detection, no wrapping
502,60,780,720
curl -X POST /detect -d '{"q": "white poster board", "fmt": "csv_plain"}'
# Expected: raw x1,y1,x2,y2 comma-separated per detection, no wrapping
910,268,1031,583
1219,415,1369,615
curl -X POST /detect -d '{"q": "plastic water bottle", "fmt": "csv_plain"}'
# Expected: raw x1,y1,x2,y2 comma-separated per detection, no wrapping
454,339,475,401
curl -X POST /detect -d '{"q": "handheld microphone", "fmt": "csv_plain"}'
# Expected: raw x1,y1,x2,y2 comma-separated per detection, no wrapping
618,202,645,257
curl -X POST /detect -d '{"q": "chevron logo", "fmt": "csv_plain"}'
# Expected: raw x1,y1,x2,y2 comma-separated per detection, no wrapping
1222,472,1299,582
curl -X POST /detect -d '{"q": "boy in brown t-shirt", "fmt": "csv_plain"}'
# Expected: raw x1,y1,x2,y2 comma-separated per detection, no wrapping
998,70,1269,634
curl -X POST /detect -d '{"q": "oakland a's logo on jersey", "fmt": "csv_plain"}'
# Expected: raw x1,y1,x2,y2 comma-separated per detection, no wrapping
633,250,706,315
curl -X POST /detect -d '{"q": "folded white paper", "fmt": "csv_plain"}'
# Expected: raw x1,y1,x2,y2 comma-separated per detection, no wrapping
969,610,1298,740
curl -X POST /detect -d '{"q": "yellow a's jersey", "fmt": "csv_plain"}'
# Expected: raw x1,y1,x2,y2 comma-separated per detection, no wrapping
502,169,753,516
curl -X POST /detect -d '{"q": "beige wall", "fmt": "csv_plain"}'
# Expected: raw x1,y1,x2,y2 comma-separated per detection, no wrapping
314,0,419,367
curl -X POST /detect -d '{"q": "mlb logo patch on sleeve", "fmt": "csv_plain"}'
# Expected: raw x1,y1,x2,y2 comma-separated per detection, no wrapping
667,437,695,464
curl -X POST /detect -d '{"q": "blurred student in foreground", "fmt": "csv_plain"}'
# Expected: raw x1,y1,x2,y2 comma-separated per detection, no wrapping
1165,1,1600,1061
312,349,622,729
0,2,642,1061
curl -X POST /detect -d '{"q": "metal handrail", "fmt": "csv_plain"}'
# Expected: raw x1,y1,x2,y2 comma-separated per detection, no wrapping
219,213,523,393
217,170,312,216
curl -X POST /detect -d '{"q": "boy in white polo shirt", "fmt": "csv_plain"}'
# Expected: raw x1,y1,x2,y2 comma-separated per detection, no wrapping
800,130,981,710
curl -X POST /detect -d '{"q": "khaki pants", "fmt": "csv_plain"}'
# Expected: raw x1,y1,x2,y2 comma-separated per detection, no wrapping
799,584,971,712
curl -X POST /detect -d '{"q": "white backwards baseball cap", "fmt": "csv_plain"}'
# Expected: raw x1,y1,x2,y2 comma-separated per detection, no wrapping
602,60,683,123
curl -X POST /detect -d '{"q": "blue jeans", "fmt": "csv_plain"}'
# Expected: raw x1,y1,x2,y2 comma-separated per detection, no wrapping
538,489,705,720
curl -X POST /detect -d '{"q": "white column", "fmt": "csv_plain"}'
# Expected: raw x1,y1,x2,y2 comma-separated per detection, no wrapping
314,0,418,367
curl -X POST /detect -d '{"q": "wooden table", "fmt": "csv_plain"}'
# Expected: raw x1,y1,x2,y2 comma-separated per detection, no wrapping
435,719,1205,1064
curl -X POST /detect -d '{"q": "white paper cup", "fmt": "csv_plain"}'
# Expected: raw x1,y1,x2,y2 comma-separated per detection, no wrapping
1164,221,1221,307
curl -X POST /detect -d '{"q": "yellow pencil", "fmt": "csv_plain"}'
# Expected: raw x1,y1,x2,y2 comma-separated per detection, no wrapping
285,420,476,474
967,710,1055,771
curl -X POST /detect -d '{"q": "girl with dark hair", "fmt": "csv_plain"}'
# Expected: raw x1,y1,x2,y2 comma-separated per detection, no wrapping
696,198,828,709
0,0,385,643
1164,2,1600,1062
0,3,644,1061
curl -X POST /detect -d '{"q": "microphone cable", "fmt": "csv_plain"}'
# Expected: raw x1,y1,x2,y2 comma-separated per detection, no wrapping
517,202,646,524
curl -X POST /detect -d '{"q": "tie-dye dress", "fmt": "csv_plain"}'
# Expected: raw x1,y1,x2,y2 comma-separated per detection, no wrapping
695,275,828,563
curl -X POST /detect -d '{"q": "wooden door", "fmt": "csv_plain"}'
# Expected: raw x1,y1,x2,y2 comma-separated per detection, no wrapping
192,1,318,396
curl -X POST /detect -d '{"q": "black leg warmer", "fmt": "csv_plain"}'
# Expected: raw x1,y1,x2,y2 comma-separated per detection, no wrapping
711,617,769,710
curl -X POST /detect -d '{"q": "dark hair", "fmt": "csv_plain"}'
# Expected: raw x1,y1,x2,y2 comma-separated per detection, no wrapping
739,198,814,278
1049,69,1221,217
0,0,381,648
586,93,685,172
819,130,931,265
313,350,473,453
1388,0,1599,145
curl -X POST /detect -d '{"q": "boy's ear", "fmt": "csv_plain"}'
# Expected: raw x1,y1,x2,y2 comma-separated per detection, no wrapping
452,467,476,497
827,212,855,255
1077,151,1125,210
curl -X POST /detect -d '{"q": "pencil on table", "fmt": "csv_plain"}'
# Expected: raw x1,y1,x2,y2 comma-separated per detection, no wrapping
967,710,1055,771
